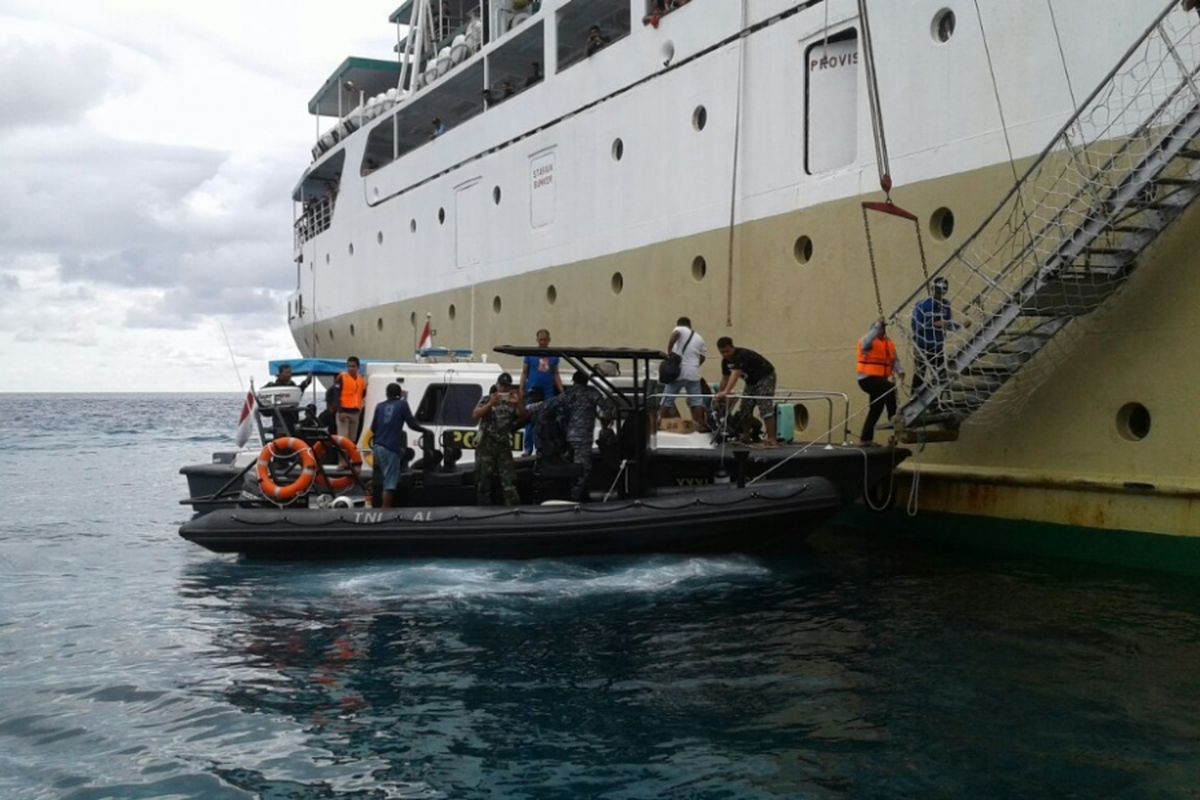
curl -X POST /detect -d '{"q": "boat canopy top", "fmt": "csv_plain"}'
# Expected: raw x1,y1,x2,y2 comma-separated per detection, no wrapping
308,57,404,117
268,358,363,377
493,346,668,361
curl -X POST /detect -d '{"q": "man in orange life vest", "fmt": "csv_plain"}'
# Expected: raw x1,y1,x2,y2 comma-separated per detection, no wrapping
331,356,368,443
856,318,905,446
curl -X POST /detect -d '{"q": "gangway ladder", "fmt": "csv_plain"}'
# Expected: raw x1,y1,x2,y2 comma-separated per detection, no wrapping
894,1,1200,439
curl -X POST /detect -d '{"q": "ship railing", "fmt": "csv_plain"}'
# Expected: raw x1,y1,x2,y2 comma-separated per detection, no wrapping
653,389,852,446
295,195,335,248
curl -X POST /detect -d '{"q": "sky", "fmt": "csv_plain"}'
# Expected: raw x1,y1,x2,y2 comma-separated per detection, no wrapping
0,0,401,391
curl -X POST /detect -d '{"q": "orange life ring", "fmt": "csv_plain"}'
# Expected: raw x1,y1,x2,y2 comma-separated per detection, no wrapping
312,435,364,491
256,437,317,502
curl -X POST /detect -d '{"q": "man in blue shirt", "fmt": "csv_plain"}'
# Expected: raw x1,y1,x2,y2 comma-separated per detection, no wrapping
518,328,563,454
369,382,431,507
911,277,969,399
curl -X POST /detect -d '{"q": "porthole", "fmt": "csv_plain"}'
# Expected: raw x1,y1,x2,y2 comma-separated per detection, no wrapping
932,9,956,43
793,236,814,264
348,242,354,256
325,253,330,265
438,207,446,225
1117,403,1151,441
546,285,557,304
349,323,356,337
410,218,417,233
493,295,502,314
611,138,624,161
793,404,810,432
493,186,502,205
449,303,457,320
692,106,707,131
931,207,955,240
376,317,383,332
611,272,624,294
691,256,707,281
328,328,335,341
373,186,380,198
410,311,417,325
304,337,311,349
313,332,320,344
377,231,384,245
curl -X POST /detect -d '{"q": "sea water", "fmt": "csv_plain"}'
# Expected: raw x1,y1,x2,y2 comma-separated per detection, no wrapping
1,394,1198,799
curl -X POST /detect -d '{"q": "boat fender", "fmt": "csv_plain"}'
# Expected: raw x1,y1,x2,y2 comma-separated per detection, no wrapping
256,437,318,503
312,435,364,491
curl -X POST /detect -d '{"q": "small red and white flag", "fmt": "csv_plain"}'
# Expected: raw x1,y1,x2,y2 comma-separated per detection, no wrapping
417,316,433,351
234,388,257,447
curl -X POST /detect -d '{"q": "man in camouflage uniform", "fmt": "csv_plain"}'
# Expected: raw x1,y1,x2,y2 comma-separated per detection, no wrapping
542,371,615,501
472,372,527,506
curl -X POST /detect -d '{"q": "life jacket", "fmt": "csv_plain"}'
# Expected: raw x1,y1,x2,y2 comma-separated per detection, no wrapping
857,336,896,378
338,371,366,410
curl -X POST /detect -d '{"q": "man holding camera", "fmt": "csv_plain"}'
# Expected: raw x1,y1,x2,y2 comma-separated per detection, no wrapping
471,372,528,506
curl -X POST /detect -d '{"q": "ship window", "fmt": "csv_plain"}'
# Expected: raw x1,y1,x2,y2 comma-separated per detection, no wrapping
931,207,955,240
361,114,397,176
547,285,558,304
556,0,631,72
794,236,814,264
805,28,859,174
377,317,383,331
493,295,502,313
350,323,356,337
439,207,446,225
377,231,384,245
692,256,707,281
410,218,417,233
693,106,707,131
410,311,417,325
611,138,624,161
493,186,502,205
611,272,624,294
449,303,457,320
348,242,354,256
1117,403,1151,441
416,384,484,427
932,9,956,44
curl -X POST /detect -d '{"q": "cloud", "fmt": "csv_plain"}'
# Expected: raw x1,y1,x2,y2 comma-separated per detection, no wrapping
0,36,129,132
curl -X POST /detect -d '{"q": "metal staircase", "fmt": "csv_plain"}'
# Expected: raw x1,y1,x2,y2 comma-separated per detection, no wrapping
891,2,1200,437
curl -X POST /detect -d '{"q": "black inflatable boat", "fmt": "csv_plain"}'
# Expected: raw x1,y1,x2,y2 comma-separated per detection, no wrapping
180,477,840,559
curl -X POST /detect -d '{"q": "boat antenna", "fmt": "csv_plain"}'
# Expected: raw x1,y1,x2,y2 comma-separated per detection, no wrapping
219,322,247,394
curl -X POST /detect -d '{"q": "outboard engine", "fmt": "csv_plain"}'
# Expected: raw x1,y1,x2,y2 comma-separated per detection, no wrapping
411,430,442,472
440,431,463,473
256,386,303,438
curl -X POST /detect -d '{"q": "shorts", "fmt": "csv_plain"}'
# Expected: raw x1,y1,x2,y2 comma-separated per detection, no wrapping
373,443,403,492
660,378,707,408
744,372,777,418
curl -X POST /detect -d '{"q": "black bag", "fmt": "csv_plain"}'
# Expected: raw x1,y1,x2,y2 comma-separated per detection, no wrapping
659,354,682,384
658,329,695,385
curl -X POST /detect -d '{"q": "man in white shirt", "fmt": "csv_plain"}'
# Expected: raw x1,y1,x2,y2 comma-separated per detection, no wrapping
660,316,709,432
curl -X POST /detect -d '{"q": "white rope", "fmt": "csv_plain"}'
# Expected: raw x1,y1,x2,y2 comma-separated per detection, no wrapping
603,458,628,502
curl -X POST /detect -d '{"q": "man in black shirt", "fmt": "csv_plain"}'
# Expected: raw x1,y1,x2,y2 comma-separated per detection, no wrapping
715,336,778,446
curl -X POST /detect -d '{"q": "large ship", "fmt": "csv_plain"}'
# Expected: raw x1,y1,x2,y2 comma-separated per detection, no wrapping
287,0,1200,571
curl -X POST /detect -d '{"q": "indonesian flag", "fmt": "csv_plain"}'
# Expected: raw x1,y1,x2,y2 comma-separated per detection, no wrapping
417,316,433,351
234,388,257,447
